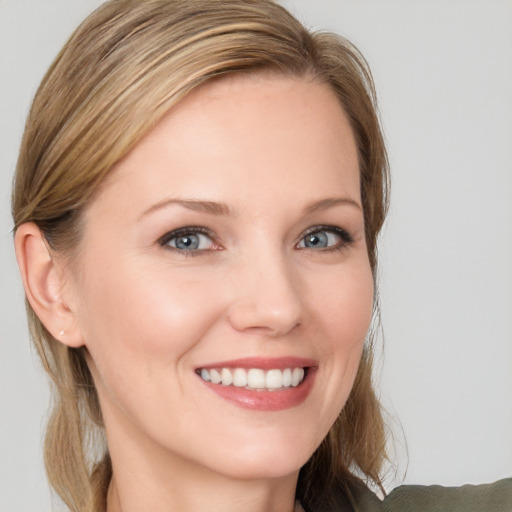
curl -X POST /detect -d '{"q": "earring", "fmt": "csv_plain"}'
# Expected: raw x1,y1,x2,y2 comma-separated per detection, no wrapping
59,330,65,336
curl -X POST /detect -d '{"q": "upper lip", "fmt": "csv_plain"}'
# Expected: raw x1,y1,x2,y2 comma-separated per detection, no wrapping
196,356,317,370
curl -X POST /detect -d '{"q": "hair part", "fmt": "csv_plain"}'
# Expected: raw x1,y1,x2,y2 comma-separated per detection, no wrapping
12,1,389,511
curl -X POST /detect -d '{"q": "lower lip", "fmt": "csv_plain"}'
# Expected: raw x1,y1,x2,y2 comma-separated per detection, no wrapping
199,369,316,411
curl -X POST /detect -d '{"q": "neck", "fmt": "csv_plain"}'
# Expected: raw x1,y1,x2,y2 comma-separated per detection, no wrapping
107,477,299,512
106,466,299,512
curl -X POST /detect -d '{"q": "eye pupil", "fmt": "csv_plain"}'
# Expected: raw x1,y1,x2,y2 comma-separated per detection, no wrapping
305,231,328,248
175,234,199,250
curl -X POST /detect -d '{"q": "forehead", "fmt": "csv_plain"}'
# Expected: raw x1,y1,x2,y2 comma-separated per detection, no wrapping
91,73,360,216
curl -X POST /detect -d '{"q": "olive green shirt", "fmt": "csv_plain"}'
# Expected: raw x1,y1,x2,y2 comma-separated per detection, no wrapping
314,478,512,512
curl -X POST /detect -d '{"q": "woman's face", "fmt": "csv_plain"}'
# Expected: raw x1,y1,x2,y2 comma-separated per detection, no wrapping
67,74,374,481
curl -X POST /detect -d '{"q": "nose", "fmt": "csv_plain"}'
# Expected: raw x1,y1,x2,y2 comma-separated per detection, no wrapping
226,250,303,337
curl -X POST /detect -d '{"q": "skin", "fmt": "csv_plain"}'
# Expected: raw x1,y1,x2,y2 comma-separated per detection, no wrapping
17,74,374,512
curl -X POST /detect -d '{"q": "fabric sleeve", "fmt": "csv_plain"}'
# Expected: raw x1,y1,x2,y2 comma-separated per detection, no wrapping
381,478,512,512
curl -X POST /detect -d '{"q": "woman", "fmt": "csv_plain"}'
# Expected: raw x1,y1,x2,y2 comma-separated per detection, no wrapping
10,1,511,511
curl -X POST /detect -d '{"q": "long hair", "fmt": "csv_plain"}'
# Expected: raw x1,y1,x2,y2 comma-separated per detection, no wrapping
12,1,390,511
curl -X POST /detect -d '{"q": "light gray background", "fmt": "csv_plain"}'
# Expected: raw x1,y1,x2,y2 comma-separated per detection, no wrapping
1,1,511,510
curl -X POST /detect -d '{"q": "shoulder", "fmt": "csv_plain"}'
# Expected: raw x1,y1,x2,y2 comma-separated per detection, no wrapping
379,478,512,512
311,478,512,512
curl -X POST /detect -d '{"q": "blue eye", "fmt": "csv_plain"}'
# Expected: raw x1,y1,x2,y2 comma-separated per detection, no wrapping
160,228,215,252
297,227,352,250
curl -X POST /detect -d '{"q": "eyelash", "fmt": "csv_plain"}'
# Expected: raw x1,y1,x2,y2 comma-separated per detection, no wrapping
158,224,354,255
158,226,218,257
298,225,354,252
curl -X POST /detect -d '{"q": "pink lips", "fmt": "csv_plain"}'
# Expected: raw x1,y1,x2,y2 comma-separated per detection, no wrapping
196,357,317,411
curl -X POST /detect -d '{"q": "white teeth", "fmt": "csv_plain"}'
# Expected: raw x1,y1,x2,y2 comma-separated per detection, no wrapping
210,368,221,384
265,369,283,389
247,368,265,389
221,368,233,386
232,368,248,387
198,367,306,390
282,368,292,387
292,368,304,387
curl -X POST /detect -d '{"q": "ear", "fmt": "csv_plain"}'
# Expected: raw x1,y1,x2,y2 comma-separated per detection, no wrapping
14,222,84,347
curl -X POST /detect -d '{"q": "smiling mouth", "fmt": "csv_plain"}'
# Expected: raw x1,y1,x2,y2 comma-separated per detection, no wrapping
195,367,307,391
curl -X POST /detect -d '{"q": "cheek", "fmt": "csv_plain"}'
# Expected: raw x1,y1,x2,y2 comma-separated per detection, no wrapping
75,259,225,398
308,261,374,416
314,262,374,354
83,259,219,341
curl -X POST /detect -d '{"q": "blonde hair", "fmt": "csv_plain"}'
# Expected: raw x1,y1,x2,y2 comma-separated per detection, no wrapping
12,1,390,510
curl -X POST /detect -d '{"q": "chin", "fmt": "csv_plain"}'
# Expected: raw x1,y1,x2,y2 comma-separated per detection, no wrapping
216,455,306,482
200,429,320,481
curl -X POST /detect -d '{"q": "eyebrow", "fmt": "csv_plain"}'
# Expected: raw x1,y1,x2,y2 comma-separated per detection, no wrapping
139,195,361,220
139,198,235,219
303,197,362,214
